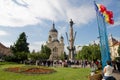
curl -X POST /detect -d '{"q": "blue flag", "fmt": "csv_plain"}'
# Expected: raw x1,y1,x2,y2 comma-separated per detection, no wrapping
94,1,111,69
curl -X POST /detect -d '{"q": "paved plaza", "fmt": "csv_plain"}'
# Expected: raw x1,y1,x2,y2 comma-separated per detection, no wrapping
113,70,120,80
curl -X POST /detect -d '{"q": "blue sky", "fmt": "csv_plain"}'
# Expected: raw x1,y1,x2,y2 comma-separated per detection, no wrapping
0,0,120,52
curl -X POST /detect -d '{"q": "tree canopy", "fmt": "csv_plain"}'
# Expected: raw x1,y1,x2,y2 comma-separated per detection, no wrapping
28,45,51,60
40,45,51,59
10,32,30,62
76,44,101,61
11,32,29,53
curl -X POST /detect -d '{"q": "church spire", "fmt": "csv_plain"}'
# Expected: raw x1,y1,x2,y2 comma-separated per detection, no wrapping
52,22,55,29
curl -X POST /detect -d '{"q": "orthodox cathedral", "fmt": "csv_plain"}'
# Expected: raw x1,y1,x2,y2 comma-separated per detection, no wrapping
46,23,64,60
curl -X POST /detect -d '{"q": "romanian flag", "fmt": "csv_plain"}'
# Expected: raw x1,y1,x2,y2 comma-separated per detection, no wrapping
96,4,114,24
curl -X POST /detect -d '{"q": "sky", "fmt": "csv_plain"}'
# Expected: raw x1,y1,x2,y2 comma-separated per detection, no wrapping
0,0,120,53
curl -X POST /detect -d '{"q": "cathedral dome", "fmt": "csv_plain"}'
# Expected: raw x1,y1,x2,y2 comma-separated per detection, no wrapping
50,29,57,32
50,23,58,33
52,39,59,43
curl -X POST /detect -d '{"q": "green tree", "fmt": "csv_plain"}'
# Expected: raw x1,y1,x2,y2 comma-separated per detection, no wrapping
118,45,120,56
28,45,51,61
76,50,86,60
76,44,101,61
40,45,51,60
79,46,92,60
90,44,101,60
28,52,41,60
11,32,29,62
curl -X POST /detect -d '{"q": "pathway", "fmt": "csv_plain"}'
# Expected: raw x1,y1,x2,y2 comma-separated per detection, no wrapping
113,70,120,80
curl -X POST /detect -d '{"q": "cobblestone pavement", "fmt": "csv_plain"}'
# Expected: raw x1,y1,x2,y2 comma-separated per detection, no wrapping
113,70,120,80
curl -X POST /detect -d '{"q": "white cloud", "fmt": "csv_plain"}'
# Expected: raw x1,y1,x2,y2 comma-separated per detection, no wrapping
0,0,95,27
0,0,41,27
0,30,9,36
29,41,46,52
66,5,95,25
58,26,67,38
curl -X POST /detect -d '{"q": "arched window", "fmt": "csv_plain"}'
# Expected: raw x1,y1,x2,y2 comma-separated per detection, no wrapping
53,47,58,52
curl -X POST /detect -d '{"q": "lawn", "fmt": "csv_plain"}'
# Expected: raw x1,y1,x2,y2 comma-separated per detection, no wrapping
0,62,90,80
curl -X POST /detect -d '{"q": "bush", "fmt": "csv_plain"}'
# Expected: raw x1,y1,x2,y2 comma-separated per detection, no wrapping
115,57,120,61
3,56,14,62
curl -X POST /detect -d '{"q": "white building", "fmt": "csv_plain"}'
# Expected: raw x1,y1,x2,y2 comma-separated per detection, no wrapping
46,23,64,60
109,35,120,60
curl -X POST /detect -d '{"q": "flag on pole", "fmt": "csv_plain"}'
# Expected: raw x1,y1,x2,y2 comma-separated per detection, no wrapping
95,3,114,25
94,1,111,69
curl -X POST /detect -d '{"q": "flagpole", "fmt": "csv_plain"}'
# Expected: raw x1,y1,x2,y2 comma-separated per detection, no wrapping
94,1,111,69
94,1,103,68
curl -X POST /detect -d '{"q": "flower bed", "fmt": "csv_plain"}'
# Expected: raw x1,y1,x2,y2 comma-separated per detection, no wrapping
4,67,56,74
88,70,103,80
89,73,102,80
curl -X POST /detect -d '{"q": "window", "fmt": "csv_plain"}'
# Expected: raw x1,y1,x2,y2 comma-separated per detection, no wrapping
53,47,58,52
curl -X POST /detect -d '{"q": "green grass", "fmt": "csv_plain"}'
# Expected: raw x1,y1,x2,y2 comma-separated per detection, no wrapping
0,62,90,80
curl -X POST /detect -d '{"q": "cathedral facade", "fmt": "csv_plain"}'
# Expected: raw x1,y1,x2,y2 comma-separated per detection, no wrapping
46,23,64,60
